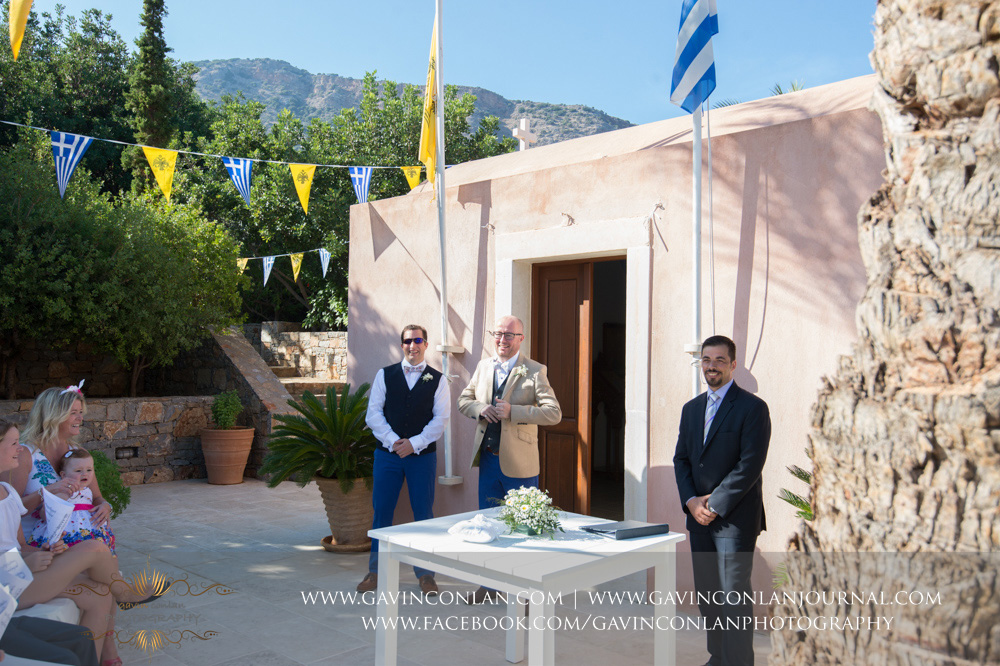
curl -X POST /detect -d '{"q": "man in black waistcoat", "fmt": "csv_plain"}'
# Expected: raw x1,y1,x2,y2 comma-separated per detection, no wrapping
357,324,450,595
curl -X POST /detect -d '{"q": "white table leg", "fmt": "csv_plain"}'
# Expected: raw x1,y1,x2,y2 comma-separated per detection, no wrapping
527,592,555,665
505,594,525,663
654,547,677,665
375,540,400,666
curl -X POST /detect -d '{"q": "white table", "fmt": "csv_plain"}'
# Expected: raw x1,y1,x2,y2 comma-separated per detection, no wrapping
370,509,685,665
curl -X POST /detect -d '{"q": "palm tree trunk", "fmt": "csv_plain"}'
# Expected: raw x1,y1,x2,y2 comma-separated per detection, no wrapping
771,2,1000,663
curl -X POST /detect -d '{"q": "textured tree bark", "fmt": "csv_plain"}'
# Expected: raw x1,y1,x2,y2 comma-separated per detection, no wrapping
770,2,1000,664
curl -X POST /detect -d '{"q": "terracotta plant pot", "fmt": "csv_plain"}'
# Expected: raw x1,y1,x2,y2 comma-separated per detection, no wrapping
201,427,255,484
315,475,374,552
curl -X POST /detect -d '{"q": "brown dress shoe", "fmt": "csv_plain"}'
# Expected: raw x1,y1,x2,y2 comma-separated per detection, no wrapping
468,586,501,604
356,573,378,593
418,575,438,596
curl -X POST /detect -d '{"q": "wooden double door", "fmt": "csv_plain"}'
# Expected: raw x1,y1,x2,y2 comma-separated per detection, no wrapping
531,260,599,515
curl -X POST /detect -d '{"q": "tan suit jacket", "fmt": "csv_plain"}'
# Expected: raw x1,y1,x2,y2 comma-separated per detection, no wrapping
458,355,562,478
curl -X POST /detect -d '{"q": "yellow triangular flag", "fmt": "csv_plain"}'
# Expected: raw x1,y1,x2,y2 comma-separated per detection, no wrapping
10,0,33,61
401,166,422,191
237,258,248,274
418,17,438,186
289,164,316,214
142,146,178,201
290,253,304,283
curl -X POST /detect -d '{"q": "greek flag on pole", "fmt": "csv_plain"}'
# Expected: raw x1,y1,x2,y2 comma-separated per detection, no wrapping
318,248,331,278
349,166,373,204
262,256,275,286
50,132,93,198
222,157,253,206
670,0,718,113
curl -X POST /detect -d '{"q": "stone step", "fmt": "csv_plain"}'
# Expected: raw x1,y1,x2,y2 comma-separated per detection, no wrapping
269,365,300,378
280,378,345,404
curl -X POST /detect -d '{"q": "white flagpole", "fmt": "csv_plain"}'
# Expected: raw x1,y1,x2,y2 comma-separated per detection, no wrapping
433,0,461,484
691,105,703,397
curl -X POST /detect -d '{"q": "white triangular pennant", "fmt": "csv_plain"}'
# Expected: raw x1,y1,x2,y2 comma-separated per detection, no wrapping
50,131,93,198
348,166,373,204
262,256,275,286
222,156,253,206
318,248,331,278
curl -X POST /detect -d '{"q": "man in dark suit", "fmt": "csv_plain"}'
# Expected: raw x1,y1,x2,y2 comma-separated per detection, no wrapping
674,335,770,666
357,324,450,596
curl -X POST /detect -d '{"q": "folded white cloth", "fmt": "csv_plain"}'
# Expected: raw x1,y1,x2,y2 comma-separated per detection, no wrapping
447,514,506,543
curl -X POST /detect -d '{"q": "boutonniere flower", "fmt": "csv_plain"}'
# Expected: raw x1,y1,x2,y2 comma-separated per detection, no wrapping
511,366,528,380
421,372,433,382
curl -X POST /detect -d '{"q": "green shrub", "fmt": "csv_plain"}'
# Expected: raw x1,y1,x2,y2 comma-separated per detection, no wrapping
92,450,131,519
211,390,243,429
260,383,377,494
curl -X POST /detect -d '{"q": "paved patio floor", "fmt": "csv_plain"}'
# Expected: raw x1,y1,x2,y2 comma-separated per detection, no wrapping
109,479,770,665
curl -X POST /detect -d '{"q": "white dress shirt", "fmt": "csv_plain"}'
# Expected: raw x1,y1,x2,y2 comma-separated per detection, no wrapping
366,360,451,454
493,352,521,388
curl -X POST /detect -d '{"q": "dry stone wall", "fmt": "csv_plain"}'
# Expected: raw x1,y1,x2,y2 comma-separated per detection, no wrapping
0,396,212,484
246,322,347,380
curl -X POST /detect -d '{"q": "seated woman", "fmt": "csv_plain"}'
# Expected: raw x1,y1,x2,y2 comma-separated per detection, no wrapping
9,385,114,542
0,418,114,664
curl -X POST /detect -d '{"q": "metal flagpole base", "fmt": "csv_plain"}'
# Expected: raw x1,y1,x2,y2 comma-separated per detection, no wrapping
437,475,464,485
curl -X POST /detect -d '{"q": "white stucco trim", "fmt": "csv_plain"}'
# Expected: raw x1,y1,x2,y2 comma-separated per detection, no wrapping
494,214,653,520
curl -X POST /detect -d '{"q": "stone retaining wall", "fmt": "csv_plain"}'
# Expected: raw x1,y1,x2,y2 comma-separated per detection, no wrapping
246,322,347,380
7,340,128,398
0,396,213,485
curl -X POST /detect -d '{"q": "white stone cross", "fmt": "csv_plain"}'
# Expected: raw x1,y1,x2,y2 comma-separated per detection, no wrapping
512,118,538,151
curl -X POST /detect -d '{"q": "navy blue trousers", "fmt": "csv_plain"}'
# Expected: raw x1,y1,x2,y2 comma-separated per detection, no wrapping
477,448,538,510
368,447,436,578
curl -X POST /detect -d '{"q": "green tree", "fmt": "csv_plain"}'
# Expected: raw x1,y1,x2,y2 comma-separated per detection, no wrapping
94,194,244,396
123,0,175,185
0,136,121,398
175,73,514,328
1,5,133,193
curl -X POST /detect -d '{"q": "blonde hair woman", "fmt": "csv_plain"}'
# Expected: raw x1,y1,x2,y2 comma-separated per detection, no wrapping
10,384,113,535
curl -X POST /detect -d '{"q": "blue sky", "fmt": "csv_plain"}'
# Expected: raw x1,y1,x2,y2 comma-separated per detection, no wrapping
27,1,877,125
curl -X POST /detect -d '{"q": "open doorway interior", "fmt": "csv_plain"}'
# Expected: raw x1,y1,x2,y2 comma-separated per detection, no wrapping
590,259,626,520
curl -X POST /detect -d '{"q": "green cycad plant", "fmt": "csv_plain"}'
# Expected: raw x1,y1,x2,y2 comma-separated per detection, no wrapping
260,383,377,494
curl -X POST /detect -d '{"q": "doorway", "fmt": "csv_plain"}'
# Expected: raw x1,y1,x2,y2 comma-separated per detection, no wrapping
531,258,626,518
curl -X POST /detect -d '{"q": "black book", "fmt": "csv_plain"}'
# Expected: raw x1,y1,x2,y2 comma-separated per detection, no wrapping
581,520,670,540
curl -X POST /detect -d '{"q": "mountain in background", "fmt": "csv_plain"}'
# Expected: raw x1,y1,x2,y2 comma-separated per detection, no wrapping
191,58,634,146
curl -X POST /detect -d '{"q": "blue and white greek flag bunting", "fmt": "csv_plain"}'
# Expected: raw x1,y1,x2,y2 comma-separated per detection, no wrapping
318,248,331,277
670,0,718,113
50,132,93,198
222,157,253,206
262,256,275,286
349,166,373,204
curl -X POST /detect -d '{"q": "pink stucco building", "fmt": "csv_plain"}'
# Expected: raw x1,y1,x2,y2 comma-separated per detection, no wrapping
347,75,885,577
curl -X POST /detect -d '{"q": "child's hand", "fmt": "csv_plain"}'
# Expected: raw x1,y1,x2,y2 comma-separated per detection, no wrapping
47,539,68,555
23,551,53,572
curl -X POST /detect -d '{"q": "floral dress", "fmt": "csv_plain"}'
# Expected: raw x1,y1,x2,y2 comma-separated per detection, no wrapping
22,447,116,554
27,486,116,554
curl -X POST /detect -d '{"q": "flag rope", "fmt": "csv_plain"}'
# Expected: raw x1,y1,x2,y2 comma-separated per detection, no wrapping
0,119,428,171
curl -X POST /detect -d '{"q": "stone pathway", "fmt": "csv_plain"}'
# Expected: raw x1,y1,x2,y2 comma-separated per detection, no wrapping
110,479,770,665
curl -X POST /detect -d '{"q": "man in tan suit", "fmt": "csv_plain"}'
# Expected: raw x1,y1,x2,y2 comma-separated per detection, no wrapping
459,315,562,603
458,315,562,509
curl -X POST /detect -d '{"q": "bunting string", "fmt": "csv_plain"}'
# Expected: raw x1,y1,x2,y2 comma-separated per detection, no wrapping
0,119,424,171
0,119,432,206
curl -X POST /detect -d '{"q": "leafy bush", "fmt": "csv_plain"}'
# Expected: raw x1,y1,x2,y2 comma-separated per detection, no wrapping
260,383,377,494
211,390,244,429
92,450,131,519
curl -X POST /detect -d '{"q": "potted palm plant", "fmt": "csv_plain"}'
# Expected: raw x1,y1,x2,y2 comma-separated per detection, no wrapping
259,383,377,552
200,390,255,485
